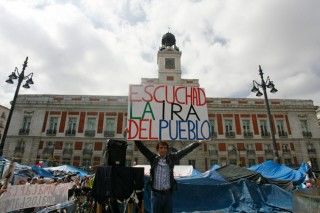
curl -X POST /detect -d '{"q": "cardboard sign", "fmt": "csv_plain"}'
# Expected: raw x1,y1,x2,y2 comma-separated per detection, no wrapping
0,183,74,212
127,84,211,141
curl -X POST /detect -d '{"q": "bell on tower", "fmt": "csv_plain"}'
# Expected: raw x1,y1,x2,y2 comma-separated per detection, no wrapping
157,32,182,84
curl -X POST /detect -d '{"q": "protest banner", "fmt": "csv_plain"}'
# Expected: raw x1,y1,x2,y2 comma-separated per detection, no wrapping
127,84,211,141
0,182,74,212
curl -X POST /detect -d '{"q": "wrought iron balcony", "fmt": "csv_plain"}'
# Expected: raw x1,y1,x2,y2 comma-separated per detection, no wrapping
243,132,253,138
14,146,25,153
264,149,274,156
62,148,73,157
261,131,270,138
211,132,217,138
228,149,237,156
19,128,30,135
83,149,93,158
302,131,312,138
46,129,57,136
225,131,235,138
247,150,256,156
307,148,316,154
104,130,115,138
65,129,76,136
278,131,288,138
209,150,218,156
85,130,96,137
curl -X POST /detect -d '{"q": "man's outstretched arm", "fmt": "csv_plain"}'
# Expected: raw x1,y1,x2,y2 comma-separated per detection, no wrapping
134,140,156,162
175,141,202,160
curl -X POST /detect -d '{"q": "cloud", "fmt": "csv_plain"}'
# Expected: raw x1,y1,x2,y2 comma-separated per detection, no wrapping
0,0,319,109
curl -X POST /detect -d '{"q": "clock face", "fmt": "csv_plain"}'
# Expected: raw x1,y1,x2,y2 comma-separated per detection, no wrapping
165,58,175,69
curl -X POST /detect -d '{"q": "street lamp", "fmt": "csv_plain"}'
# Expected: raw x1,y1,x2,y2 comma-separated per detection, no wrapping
251,65,280,163
0,57,33,156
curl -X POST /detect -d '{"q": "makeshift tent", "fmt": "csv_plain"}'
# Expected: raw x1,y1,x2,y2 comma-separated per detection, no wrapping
31,166,54,178
216,164,263,183
143,178,292,212
249,160,306,185
45,165,88,177
178,168,227,185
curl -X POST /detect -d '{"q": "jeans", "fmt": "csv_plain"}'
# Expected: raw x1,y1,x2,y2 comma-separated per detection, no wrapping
151,190,172,213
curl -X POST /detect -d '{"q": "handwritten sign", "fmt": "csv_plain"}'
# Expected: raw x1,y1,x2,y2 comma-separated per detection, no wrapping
0,183,74,212
127,84,211,140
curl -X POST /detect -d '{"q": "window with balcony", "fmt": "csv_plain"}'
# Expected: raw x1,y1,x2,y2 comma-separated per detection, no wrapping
209,120,217,138
282,144,290,154
208,144,218,156
19,116,31,135
15,140,25,154
63,142,73,157
105,118,116,137
66,117,77,136
225,119,235,138
43,141,54,155
276,120,287,137
47,117,58,135
300,120,312,138
229,159,237,165
242,120,253,137
246,144,255,156
264,144,274,156
260,120,270,137
83,143,93,159
307,143,316,154
85,118,96,137
228,145,237,156
248,159,256,167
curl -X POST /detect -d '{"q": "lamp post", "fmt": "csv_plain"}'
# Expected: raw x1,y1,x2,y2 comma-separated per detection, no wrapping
251,65,280,163
0,57,33,156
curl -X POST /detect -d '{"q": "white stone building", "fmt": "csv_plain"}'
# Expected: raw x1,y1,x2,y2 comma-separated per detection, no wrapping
0,105,9,142
3,33,320,171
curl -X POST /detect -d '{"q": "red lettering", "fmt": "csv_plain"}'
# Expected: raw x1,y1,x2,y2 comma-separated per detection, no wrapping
128,120,139,139
198,88,207,106
154,85,165,103
175,86,186,104
139,119,148,140
142,85,154,102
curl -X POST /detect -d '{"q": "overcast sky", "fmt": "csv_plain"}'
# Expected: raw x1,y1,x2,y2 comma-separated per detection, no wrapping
1,0,320,109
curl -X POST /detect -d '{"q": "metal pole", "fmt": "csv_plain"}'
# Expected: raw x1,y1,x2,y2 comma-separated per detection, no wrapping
0,57,28,156
258,65,280,163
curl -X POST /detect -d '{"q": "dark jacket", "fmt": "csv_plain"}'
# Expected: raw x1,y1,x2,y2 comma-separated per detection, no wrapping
134,140,200,191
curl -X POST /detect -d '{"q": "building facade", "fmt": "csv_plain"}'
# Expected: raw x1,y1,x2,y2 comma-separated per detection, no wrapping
0,105,9,142
3,33,320,171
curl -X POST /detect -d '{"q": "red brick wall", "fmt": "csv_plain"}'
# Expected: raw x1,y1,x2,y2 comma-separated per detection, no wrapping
251,114,259,135
78,112,86,133
59,111,67,133
217,114,223,135
54,141,63,150
255,143,263,151
74,142,83,150
97,112,104,133
235,114,241,135
94,142,103,151
117,113,124,134
218,143,226,151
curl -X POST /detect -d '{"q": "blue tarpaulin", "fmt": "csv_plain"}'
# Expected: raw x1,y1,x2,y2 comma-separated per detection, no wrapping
178,168,227,185
45,165,88,177
31,166,53,178
144,178,292,212
249,160,306,185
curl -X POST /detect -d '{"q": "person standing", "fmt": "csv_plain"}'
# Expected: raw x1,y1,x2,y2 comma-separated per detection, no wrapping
134,140,202,213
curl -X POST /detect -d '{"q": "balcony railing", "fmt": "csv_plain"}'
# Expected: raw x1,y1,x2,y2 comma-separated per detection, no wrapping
84,130,96,137
104,130,115,138
261,131,270,138
65,129,76,136
43,147,54,155
63,149,73,157
209,150,218,156
265,149,274,156
302,131,312,138
83,149,93,157
211,132,217,138
14,146,25,153
46,129,57,136
225,131,235,138
247,150,256,156
19,128,30,135
243,132,253,138
278,131,288,138
307,148,316,154
228,149,237,156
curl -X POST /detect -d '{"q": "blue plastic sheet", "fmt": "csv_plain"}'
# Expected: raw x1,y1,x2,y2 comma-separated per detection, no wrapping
31,165,54,178
144,178,292,212
249,160,306,185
